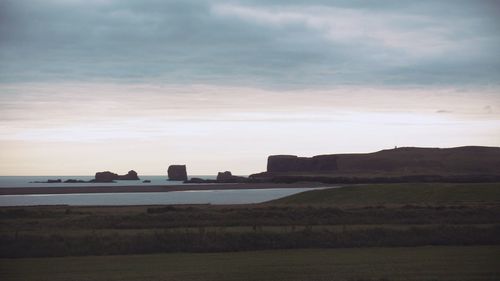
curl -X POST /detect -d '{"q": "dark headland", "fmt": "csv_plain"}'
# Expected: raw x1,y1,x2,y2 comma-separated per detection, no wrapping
8,146,500,196
250,146,500,184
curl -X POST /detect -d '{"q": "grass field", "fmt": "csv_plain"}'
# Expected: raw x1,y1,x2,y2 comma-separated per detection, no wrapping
1,245,499,281
1,182,499,280
271,183,500,206
1,183,500,257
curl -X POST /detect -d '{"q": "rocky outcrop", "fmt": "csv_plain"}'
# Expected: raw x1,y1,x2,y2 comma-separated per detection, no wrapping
183,172,250,183
63,179,87,183
94,172,118,182
216,171,248,183
184,177,217,184
31,179,89,184
94,170,140,182
120,170,139,180
216,171,233,181
167,165,188,181
31,179,62,183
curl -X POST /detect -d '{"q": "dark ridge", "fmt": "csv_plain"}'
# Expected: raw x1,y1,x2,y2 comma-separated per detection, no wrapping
251,146,500,183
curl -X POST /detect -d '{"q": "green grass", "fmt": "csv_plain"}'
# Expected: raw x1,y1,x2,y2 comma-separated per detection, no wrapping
271,183,500,206
1,246,499,281
2,183,499,257
1,183,499,258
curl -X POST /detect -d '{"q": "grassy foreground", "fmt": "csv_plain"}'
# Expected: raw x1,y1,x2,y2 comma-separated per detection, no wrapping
1,246,499,281
271,183,500,206
1,182,499,280
1,183,500,257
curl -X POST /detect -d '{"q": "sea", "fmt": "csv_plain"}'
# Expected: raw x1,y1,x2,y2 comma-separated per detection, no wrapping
0,175,216,188
0,176,333,206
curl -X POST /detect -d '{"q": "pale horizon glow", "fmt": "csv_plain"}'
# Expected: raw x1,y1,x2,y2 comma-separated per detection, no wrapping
1,83,498,175
1,1,499,175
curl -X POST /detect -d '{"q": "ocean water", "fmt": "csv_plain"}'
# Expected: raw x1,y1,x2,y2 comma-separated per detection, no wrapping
0,187,331,206
0,175,216,188
0,176,336,206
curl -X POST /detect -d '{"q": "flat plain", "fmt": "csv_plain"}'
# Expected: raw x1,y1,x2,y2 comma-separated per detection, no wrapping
1,182,499,280
1,246,499,281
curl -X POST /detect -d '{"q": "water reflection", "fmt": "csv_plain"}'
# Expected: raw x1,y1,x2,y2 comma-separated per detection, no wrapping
0,187,332,206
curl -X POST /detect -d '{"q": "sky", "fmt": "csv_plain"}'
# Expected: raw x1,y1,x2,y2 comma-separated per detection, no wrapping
1,0,499,175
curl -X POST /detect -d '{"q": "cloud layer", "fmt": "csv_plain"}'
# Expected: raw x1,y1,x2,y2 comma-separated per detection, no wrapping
1,0,499,87
1,1,499,175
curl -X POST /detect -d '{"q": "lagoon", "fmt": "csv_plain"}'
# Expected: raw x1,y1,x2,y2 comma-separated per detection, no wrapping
0,187,330,206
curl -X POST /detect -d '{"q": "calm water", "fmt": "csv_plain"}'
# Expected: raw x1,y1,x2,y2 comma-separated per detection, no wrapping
0,175,216,188
0,188,330,206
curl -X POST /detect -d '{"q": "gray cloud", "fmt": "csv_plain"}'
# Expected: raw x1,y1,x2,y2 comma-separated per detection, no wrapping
0,0,499,88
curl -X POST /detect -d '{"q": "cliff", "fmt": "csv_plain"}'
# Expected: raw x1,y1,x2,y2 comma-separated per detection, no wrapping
251,146,500,183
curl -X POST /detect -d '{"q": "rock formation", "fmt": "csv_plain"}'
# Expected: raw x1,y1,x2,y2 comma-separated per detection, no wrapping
31,179,62,183
184,177,217,184
31,179,89,184
94,170,140,182
167,165,188,181
94,171,118,182
263,146,500,175
216,171,233,181
216,171,248,183
119,170,139,180
63,179,87,183
251,146,500,183
183,172,249,183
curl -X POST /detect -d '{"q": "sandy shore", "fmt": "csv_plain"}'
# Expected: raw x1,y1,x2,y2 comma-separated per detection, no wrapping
0,183,335,195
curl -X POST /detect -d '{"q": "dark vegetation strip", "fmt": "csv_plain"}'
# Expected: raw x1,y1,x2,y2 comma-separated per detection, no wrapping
2,205,500,228
1,225,499,258
2,204,499,258
1,183,499,258
270,183,500,206
3,246,499,281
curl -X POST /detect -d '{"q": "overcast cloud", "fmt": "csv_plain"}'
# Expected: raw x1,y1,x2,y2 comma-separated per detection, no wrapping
1,0,499,87
1,1,500,174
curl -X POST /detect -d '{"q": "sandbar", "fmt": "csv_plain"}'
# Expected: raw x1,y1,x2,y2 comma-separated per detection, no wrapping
0,183,335,195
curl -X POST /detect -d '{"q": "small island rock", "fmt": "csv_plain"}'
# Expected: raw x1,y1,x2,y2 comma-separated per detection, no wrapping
30,179,62,183
94,170,140,182
64,179,87,183
184,177,217,184
167,165,188,181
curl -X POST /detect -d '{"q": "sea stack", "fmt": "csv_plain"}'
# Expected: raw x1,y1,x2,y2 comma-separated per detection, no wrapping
167,165,188,181
94,170,140,182
216,171,248,183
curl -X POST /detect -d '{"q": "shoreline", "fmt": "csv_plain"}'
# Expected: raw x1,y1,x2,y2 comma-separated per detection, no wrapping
0,183,335,196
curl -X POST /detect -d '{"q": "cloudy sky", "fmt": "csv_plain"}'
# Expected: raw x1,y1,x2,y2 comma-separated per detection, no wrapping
1,0,499,175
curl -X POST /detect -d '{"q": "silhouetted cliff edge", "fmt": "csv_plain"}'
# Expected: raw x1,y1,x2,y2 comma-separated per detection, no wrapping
250,146,500,183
